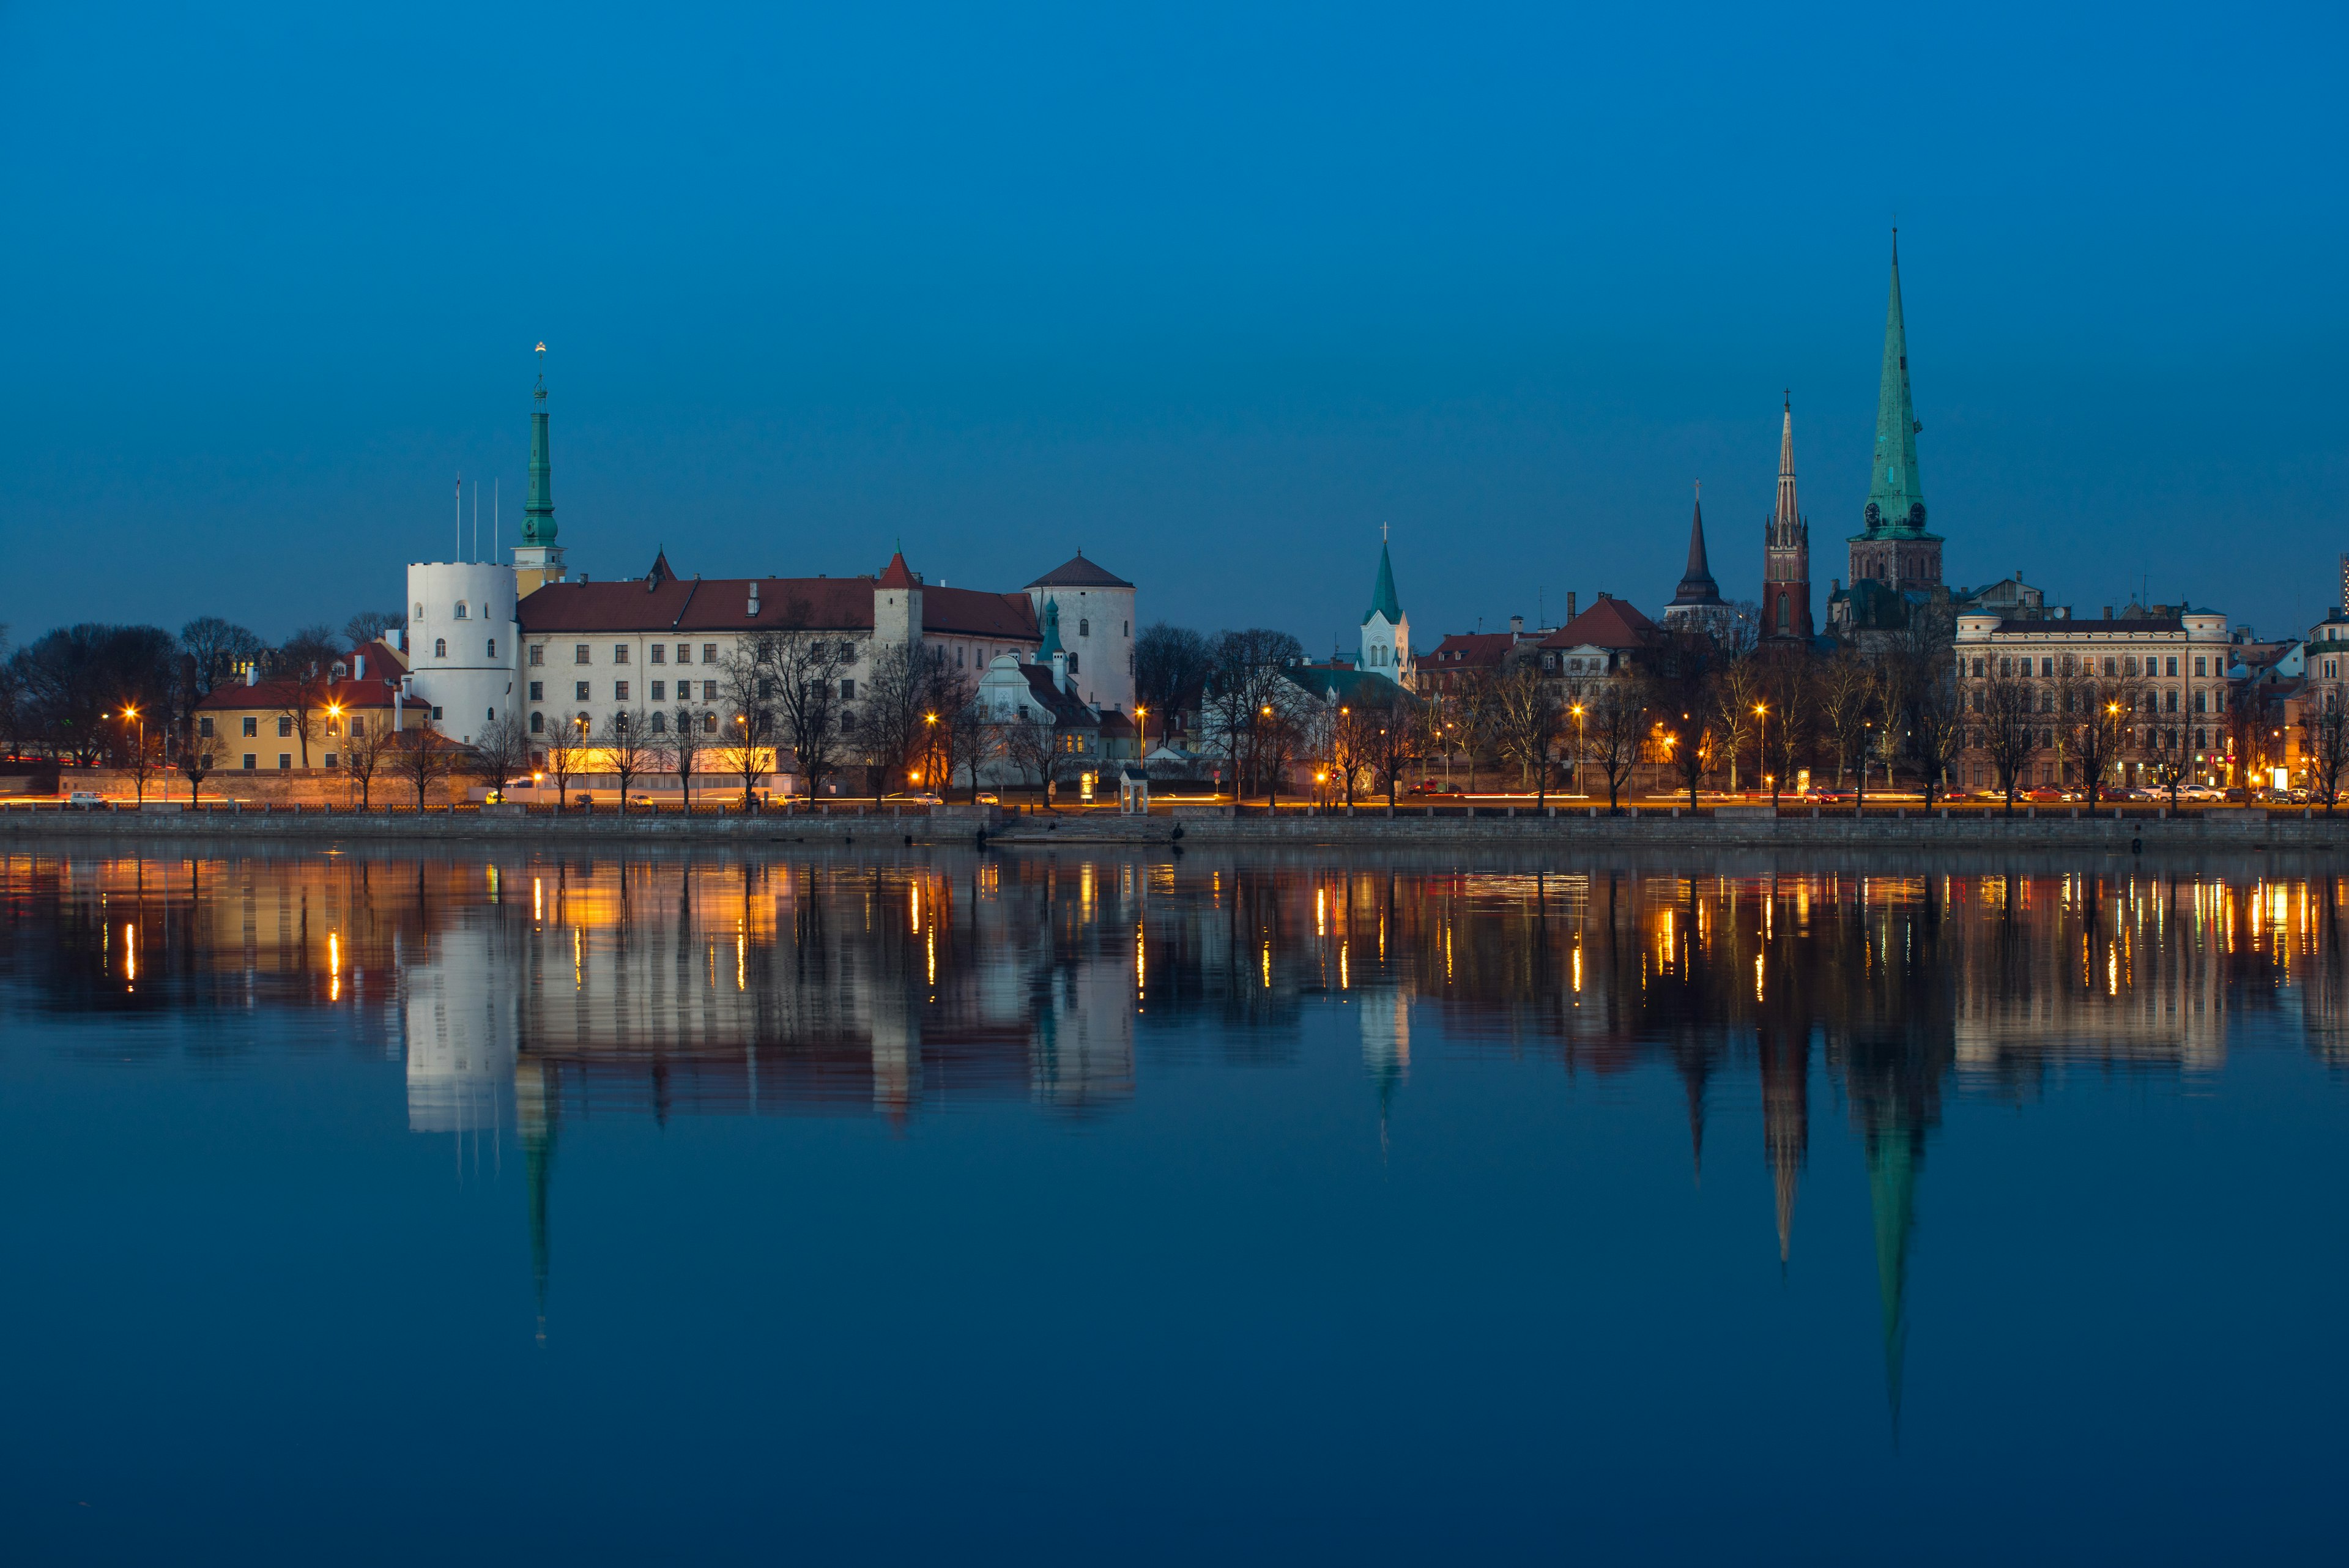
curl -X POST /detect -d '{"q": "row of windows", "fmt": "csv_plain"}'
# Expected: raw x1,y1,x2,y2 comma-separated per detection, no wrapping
1966,727,2211,752
1970,687,2213,715
1968,653,2211,679
526,707,881,737
431,638,495,660
211,752,350,770
525,639,1034,671
529,679,728,704
199,715,378,738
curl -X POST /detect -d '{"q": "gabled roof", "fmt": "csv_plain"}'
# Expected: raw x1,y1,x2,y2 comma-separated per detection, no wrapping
1538,596,1660,651
517,574,1040,641
1020,665,1099,727
1425,633,1517,669
1026,551,1132,589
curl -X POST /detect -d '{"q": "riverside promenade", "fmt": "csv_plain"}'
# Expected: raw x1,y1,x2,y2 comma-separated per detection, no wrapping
6,800,2344,852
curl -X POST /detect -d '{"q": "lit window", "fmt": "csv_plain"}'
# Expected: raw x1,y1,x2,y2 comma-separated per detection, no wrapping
575,682,590,701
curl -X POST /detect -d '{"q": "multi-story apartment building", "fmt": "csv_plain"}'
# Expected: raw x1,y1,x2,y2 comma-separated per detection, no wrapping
1955,603,2233,791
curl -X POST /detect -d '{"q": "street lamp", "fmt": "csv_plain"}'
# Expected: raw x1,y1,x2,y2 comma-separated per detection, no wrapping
1570,703,1584,796
119,704,144,803
1754,701,1769,802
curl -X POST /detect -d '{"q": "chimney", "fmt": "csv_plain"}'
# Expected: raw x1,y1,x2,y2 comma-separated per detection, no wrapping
748,581,761,618
1565,592,1577,622
2102,604,2113,620
353,653,366,682
245,665,258,688
1052,647,1070,694
1510,615,1524,637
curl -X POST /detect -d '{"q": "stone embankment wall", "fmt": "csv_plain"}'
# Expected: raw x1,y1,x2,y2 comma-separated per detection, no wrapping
9,803,2345,852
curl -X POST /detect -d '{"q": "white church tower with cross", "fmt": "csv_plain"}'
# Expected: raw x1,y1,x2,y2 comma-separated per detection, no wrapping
1359,529,1412,687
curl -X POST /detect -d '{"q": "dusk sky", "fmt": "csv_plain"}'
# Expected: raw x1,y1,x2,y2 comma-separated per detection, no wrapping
3,4,2341,650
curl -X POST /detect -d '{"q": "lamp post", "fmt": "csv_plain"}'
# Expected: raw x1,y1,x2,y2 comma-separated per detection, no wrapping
1754,701,1769,804
1570,703,1584,797
119,705,144,803
1857,719,1872,816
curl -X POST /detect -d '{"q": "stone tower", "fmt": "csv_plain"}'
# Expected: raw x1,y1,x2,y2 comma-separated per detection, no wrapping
1846,235,1942,595
1762,399,1814,642
513,344,568,597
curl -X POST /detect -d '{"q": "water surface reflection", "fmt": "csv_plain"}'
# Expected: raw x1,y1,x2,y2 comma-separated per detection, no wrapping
2,844,2343,1561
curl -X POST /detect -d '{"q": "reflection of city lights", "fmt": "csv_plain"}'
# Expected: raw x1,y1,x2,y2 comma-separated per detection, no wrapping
533,877,543,924
1261,941,1271,990
124,923,135,984
1754,953,1764,1002
328,932,340,1002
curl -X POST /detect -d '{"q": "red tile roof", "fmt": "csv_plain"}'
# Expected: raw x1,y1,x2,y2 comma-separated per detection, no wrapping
198,675,400,711
1425,633,1517,669
1026,552,1132,589
1540,596,1660,650
876,551,916,589
518,575,1040,642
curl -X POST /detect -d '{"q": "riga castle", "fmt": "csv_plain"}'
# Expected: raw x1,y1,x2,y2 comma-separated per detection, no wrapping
398,360,1137,768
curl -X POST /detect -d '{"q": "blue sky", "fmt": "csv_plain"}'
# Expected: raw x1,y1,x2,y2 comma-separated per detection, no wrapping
2,3,2341,648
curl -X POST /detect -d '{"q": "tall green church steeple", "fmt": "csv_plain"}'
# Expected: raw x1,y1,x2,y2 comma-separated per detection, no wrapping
522,344,555,547
1863,235,1927,538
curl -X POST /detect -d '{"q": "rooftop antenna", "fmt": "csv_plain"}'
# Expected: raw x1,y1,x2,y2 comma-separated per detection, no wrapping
472,478,480,563
454,473,462,562
494,478,500,563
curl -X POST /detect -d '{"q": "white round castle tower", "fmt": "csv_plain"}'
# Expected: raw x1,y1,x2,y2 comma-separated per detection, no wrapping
405,557,519,745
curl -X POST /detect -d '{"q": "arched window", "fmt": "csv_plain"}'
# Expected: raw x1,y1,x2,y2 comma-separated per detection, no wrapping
486,639,496,658
702,712,718,734
650,711,667,733
412,601,423,620
1069,652,1080,674
1078,618,1089,637
529,712,544,734
486,708,495,722
455,602,469,620
434,638,447,658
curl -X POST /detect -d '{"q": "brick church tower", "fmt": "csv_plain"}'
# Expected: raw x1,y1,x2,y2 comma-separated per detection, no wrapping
1761,398,1813,642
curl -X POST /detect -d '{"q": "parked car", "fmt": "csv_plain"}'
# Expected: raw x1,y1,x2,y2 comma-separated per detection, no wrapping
65,791,106,809
2024,787,2067,802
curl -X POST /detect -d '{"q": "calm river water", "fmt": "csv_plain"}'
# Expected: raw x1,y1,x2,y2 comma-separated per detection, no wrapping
1,842,2343,1564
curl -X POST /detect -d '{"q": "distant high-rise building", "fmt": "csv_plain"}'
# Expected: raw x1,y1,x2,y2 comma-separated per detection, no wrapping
1761,401,1814,643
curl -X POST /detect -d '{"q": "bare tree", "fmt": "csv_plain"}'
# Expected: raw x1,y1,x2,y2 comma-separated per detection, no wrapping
863,641,946,800
121,721,161,803
601,710,655,808
762,612,852,801
1444,672,1504,793
388,724,456,809
1909,653,1966,807
1134,622,1211,752
1584,679,1650,812
1493,660,1563,804
1817,648,1875,789
1761,651,1810,804
342,609,406,648
1710,654,1762,792
921,664,983,800
176,719,212,806
179,616,265,699
278,624,342,682
1978,667,2039,815
2065,671,2146,806
716,645,779,807
665,704,707,807
999,712,1059,800
342,716,392,809
275,667,330,770
463,712,532,803
543,713,590,807
2306,696,2349,813
1353,689,1417,809
1201,629,1304,798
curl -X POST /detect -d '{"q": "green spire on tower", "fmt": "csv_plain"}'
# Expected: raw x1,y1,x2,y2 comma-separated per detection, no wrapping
1864,234,1928,538
522,343,555,547
1363,536,1403,626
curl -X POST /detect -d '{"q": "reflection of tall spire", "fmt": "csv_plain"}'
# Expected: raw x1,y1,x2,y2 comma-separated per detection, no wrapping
1673,1041,1716,1182
516,1058,557,1345
1362,990,1411,1160
1758,1027,1809,1266
1866,1126,1920,1430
